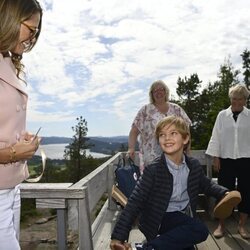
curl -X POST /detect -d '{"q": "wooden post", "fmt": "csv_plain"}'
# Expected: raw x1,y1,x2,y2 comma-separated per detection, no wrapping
206,154,213,179
78,187,93,250
57,208,68,250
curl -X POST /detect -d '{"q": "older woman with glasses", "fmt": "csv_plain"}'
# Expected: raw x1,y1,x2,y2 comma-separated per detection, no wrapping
0,0,42,248
128,80,191,172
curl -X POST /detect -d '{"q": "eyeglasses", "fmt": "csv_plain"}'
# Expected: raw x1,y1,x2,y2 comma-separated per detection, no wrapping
21,22,39,52
152,87,165,93
21,22,39,39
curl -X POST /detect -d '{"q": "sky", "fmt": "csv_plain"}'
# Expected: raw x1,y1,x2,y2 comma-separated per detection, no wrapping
24,0,250,138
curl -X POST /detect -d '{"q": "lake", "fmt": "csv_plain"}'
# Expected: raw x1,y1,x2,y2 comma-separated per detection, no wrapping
36,144,110,160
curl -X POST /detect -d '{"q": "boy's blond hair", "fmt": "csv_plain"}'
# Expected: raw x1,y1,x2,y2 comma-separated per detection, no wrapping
155,115,191,150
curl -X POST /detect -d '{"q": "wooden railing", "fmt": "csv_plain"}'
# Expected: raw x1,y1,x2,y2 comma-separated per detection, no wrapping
20,150,213,250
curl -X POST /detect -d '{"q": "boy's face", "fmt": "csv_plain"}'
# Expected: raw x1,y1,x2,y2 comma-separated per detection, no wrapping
158,123,189,157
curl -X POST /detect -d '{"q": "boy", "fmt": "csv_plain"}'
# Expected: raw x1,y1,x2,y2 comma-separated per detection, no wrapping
110,116,241,250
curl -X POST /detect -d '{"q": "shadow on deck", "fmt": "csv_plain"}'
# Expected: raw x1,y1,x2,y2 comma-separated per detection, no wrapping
20,151,250,250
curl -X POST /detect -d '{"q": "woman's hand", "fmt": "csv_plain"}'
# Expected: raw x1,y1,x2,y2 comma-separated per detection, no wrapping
12,136,40,161
128,125,139,160
127,148,135,160
213,157,220,172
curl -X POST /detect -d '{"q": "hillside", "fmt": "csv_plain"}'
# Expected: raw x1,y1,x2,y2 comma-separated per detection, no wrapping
40,136,129,154
41,136,71,144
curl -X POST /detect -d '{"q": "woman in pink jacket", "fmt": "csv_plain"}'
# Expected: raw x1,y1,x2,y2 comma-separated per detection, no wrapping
0,1,43,249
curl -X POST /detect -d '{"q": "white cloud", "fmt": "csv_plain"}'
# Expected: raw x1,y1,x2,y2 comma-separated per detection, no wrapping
23,0,250,136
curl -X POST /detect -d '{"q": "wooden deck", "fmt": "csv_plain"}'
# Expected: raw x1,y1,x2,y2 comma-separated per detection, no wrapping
93,201,250,250
19,151,250,249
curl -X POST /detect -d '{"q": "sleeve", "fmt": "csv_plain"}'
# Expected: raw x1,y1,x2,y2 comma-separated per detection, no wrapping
132,105,147,133
178,105,192,126
169,103,192,125
200,170,228,200
111,166,154,241
205,112,222,157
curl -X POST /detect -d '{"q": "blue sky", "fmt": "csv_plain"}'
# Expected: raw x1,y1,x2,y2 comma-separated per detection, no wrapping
24,0,250,138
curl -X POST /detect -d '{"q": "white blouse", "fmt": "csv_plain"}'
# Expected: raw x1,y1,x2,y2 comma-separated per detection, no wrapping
206,106,250,159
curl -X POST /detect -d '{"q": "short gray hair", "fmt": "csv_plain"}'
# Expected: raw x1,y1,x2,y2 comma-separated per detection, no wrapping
229,84,250,100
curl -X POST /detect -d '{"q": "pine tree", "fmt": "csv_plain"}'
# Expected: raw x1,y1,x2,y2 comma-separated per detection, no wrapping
195,59,240,149
176,73,202,148
64,116,91,182
241,49,250,107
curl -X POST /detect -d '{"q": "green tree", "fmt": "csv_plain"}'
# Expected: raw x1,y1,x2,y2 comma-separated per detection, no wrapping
64,116,91,182
241,48,250,107
175,59,240,149
175,73,202,148
176,73,202,121
119,143,128,152
194,59,240,149
209,59,239,117
176,73,201,100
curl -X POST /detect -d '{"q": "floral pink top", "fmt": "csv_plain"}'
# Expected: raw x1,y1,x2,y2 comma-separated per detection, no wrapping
132,102,191,171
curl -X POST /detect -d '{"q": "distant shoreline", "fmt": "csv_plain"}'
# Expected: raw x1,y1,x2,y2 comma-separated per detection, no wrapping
36,143,110,160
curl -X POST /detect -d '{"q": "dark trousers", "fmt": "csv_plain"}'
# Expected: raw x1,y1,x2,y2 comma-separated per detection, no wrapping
219,158,250,214
145,211,208,250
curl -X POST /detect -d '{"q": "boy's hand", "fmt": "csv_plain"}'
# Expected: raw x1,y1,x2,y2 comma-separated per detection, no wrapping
110,240,132,250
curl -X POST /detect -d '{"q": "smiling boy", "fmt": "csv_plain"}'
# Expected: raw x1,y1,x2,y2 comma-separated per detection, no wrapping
110,116,240,250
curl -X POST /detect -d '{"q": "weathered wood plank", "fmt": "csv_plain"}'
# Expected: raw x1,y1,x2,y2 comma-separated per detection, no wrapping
71,152,122,212
78,187,93,250
20,183,85,199
128,228,145,246
21,183,72,189
199,213,243,250
68,153,122,232
93,202,121,250
72,152,122,190
93,211,249,250
36,198,67,209
196,233,219,250
226,214,250,250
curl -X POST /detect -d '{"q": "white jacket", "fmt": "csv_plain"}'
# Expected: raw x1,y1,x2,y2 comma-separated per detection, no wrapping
0,53,29,189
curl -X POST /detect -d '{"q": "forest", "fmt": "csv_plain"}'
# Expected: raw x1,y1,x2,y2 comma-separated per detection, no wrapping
173,49,250,149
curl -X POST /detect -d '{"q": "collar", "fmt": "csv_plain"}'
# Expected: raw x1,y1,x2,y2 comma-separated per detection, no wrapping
0,53,28,97
164,154,186,170
225,106,249,117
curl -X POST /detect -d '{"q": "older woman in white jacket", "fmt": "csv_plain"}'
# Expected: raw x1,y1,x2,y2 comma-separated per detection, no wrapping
206,84,250,239
0,1,42,249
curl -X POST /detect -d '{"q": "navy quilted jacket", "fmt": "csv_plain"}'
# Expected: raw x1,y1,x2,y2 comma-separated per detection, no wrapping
111,153,228,242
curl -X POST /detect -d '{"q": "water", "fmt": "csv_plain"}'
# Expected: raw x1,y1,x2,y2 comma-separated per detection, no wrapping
36,144,110,160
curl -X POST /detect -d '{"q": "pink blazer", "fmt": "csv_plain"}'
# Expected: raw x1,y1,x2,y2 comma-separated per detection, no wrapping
0,53,29,189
